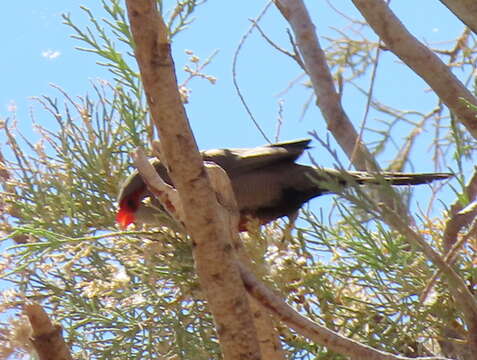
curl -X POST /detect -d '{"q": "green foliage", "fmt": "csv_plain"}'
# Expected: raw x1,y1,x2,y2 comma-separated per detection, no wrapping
2,85,135,235
294,209,453,356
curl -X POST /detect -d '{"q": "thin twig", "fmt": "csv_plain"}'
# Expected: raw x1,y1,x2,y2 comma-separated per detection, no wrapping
420,170,477,301
239,263,451,360
232,1,273,143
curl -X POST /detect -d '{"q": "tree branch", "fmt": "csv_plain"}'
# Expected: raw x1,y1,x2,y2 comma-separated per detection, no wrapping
25,303,73,360
439,0,477,34
274,0,378,171
239,264,450,360
351,0,477,139
377,205,477,353
443,170,477,251
144,145,285,358
274,0,414,221
125,1,261,359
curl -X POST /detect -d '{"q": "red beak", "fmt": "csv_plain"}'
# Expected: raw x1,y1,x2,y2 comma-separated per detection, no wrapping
116,189,144,229
116,206,135,229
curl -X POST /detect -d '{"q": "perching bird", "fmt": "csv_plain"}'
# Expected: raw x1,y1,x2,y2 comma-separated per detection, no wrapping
117,139,451,231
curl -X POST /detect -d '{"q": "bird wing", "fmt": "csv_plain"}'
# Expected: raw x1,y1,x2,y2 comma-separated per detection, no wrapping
201,139,311,175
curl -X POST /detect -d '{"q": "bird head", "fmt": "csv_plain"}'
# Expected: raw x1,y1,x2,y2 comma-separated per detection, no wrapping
116,160,173,229
116,188,144,228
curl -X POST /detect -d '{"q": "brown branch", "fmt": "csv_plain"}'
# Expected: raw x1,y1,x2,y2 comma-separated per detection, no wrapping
420,170,477,302
132,148,186,230
239,264,451,360
274,0,377,171
24,303,73,360
443,170,477,251
351,0,477,139
125,1,262,359
135,147,285,358
205,163,286,358
439,0,477,35
273,0,413,221
421,214,477,303
250,19,306,71
234,240,286,359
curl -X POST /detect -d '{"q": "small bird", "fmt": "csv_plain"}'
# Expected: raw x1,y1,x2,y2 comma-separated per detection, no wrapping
117,139,451,231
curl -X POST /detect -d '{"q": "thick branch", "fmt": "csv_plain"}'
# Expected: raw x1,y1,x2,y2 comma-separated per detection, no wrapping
125,1,261,359
443,170,477,251
351,0,477,139
233,240,286,359
274,0,413,220
274,0,377,171
439,0,477,34
25,303,73,360
239,265,450,360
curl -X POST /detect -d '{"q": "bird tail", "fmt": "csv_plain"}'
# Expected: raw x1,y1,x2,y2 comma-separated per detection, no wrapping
347,171,453,185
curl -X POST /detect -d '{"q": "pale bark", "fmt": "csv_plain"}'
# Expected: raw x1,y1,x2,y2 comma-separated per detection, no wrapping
240,265,450,360
274,0,412,226
274,0,378,172
125,1,262,359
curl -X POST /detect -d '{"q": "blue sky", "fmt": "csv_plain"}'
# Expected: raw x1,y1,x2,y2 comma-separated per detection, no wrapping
1,1,467,232
1,1,465,157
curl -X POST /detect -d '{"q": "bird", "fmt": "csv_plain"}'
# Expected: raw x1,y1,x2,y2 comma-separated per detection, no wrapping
116,139,452,231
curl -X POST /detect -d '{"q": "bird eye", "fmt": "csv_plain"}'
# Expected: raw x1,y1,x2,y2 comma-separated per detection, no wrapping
127,198,137,209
